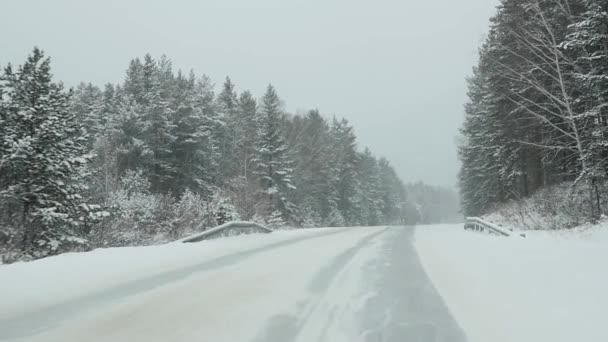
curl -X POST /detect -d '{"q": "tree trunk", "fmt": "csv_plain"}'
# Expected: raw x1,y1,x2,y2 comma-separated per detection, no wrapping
20,201,31,252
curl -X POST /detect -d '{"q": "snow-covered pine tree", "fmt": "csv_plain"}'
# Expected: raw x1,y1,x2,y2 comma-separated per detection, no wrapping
563,0,608,201
353,149,382,226
458,63,505,216
216,77,240,181
377,157,406,224
0,48,103,257
124,58,145,103
70,82,122,202
253,84,296,221
140,54,177,193
169,70,210,195
236,91,258,179
226,90,259,220
328,117,359,225
194,75,222,192
286,110,333,224
71,82,104,146
111,89,146,179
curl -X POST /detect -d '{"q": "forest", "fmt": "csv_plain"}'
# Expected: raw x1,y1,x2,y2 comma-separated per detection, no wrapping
459,0,608,228
0,49,459,261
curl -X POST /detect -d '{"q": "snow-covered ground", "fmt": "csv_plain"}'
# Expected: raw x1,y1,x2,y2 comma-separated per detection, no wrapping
416,223,608,342
9,222,604,342
0,226,467,342
0,228,338,323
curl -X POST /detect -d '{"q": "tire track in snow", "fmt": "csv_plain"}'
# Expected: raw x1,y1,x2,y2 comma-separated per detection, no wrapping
253,227,469,342
0,227,353,340
356,227,468,342
253,227,388,342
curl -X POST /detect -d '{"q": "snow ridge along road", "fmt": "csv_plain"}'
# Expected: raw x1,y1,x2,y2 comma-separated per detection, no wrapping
1,226,467,342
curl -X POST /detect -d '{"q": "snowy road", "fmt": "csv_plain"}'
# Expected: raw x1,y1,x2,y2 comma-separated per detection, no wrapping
0,227,467,342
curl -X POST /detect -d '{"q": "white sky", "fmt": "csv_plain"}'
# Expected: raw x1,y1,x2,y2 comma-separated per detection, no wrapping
1,0,499,188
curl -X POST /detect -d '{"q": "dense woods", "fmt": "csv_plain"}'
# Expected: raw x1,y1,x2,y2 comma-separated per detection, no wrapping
459,0,608,224
0,49,460,261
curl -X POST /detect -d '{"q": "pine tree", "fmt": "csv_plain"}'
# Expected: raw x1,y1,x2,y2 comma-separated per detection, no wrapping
287,110,333,223
194,75,222,191
170,70,212,194
226,90,259,220
71,82,104,146
254,84,296,220
140,54,177,193
124,58,144,103
217,77,238,118
328,118,359,225
113,91,147,177
377,157,405,224
0,48,103,257
564,0,608,204
90,84,123,199
235,90,258,179
459,63,505,216
354,149,382,226
215,77,239,180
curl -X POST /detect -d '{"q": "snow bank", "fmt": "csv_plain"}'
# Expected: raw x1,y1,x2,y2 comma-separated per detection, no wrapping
415,224,608,342
0,228,338,321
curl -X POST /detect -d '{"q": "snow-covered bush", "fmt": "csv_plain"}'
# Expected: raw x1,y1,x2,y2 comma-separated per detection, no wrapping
485,182,595,230
93,189,173,246
167,189,240,239
324,208,345,227
90,170,166,246
251,213,268,226
89,175,243,247
300,205,323,228
209,190,240,226
267,210,285,229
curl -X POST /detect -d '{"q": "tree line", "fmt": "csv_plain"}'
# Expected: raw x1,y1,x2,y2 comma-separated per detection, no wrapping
1,48,450,261
459,0,608,220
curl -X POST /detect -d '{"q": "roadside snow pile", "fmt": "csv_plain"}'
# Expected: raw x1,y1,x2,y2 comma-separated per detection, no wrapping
415,224,608,342
0,228,337,321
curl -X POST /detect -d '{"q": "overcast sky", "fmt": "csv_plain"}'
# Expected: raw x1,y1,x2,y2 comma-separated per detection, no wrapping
2,0,498,188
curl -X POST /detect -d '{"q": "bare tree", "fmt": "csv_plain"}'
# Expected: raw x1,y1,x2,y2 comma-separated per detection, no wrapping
493,0,602,219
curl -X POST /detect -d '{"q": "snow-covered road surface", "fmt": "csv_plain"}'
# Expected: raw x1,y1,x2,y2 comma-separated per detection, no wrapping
416,224,608,342
0,227,466,342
